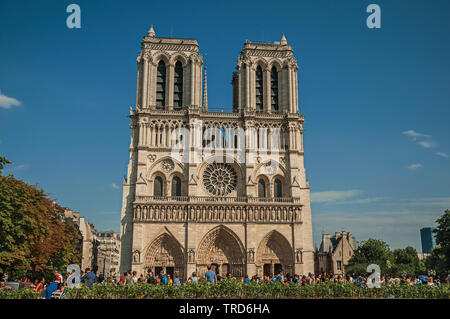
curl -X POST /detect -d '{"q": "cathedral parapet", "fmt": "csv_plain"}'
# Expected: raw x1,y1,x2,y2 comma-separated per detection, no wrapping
135,195,301,204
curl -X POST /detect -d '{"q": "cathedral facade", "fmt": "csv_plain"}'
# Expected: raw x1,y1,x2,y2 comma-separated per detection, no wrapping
119,26,314,280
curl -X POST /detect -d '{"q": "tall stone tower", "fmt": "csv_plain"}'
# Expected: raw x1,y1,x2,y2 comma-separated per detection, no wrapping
120,27,314,280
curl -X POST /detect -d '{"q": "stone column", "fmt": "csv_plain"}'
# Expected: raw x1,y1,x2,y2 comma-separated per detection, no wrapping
237,65,242,111
293,67,299,113
190,58,195,107
167,62,174,110
245,64,250,110
142,57,148,108
149,61,156,109
136,56,141,107
288,67,293,113
265,67,271,114
196,60,202,107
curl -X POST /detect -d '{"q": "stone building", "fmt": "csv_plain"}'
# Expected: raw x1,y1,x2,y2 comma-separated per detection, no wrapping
314,232,358,275
64,209,97,271
120,26,314,281
96,231,121,279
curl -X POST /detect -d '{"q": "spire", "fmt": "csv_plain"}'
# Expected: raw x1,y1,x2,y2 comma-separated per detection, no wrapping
147,25,155,37
202,55,208,110
280,33,287,45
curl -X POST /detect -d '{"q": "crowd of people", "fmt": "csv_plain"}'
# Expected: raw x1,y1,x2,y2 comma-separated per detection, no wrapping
1,264,448,299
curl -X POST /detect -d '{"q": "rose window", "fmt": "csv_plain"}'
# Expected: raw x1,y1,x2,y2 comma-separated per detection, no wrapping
203,163,237,196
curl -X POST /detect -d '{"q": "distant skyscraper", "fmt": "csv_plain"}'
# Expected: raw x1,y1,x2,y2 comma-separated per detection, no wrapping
420,227,436,253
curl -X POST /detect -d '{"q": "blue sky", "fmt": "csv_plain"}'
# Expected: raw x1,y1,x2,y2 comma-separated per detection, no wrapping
1,0,449,251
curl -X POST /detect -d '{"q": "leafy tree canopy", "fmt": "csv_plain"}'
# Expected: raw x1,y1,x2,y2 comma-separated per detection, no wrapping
425,210,450,276
0,172,81,280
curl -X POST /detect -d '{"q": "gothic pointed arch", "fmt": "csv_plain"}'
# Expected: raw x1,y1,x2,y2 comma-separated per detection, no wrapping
156,60,167,109
196,225,245,277
143,232,185,280
255,65,263,112
256,230,294,276
270,66,279,112
173,61,183,109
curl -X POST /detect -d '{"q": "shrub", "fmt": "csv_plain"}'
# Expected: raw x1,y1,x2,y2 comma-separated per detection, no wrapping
1,281,449,299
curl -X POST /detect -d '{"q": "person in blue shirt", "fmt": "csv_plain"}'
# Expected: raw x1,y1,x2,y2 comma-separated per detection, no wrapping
159,270,168,285
204,265,217,284
80,268,97,288
243,275,250,284
42,279,59,299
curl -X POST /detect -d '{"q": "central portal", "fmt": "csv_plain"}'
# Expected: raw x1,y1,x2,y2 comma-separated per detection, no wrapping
196,226,245,277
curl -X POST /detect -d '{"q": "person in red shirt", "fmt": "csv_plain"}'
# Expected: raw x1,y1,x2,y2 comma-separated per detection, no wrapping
53,270,63,283
119,272,127,285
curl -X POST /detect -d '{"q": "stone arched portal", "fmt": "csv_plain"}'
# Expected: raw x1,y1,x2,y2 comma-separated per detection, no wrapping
256,230,294,277
144,233,185,281
196,226,245,277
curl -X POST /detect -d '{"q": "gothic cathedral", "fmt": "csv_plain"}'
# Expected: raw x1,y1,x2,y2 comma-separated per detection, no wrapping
120,26,314,280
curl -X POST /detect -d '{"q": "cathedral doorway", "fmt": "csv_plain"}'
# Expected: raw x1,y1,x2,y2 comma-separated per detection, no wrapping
144,233,185,281
263,263,283,277
256,231,294,277
166,267,174,279
263,264,271,277
196,226,245,278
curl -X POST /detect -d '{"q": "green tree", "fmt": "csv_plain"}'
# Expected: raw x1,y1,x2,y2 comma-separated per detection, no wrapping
0,156,11,175
392,246,424,276
425,210,450,276
346,238,395,275
0,173,81,280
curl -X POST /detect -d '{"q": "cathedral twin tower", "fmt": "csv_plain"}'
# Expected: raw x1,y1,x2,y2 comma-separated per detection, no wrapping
119,26,314,279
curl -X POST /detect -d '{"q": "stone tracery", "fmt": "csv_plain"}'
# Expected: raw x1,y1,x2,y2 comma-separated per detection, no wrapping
203,163,237,196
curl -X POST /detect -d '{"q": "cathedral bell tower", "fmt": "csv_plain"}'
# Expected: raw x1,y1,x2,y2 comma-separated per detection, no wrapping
232,34,299,115
135,25,203,111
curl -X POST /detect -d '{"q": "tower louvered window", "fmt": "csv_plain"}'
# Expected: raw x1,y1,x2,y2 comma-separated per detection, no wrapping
271,67,279,112
174,61,183,109
255,65,263,111
156,61,166,109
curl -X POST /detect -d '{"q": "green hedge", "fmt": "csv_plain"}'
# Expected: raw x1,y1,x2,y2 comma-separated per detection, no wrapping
1,281,449,299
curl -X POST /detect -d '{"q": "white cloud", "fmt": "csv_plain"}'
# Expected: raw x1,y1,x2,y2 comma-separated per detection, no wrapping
402,130,431,139
436,152,449,158
0,91,21,109
397,197,450,208
417,140,437,149
407,163,423,170
111,183,120,190
336,197,384,205
402,129,437,149
311,190,360,203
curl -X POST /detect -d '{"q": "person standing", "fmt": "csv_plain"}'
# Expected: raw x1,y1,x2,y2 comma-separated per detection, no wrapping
125,271,133,285
188,272,199,284
132,271,138,284
204,265,217,284
159,270,168,286
173,275,181,286
146,270,155,284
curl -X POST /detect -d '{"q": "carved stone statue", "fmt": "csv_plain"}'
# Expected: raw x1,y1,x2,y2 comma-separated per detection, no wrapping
133,250,140,264
247,249,255,263
188,249,196,263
